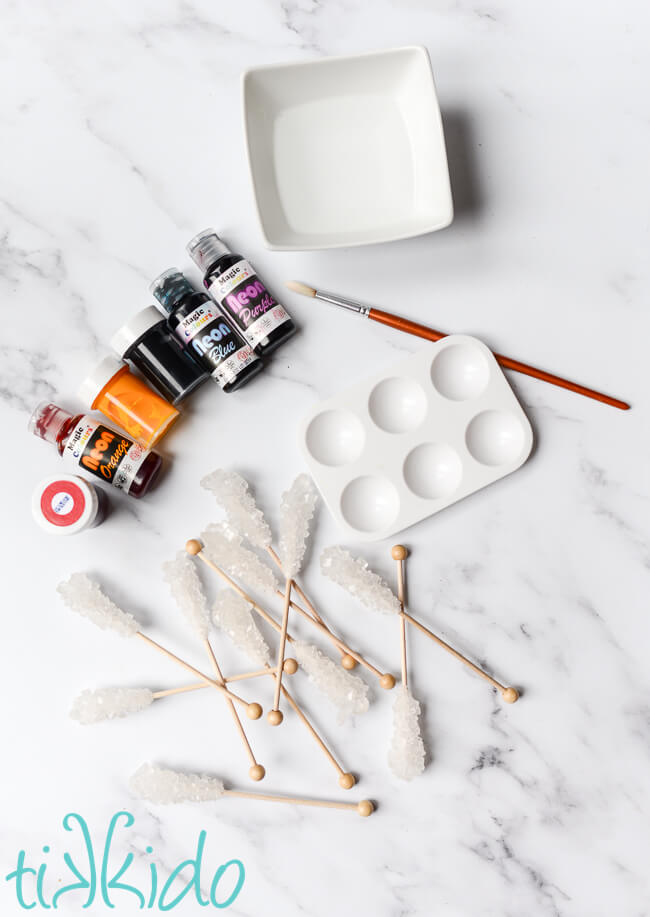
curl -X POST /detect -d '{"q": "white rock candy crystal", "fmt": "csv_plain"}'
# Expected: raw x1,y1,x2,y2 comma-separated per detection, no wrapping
130,763,225,804
201,523,279,596
388,685,426,781
162,551,210,638
293,641,369,723
320,546,401,615
200,469,272,549
71,687,154,725
278,474,318,579
212,590,271,667
57,573,139,637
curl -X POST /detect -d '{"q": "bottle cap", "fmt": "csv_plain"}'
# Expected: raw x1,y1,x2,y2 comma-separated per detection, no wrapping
77,355,127,406
28,402,74,445
186,229,230,273
150,269,197,314
110,306,166,357
32,474,100,535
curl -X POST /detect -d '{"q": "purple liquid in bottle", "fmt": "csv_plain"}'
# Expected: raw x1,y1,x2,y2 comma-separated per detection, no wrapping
186,229,296,356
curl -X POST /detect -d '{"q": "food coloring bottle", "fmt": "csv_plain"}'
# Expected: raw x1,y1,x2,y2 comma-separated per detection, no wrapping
186,229,296,355
110,306,207,406
150,269,263,393
28,402,162,499
78,355,179,449
32,474,107,535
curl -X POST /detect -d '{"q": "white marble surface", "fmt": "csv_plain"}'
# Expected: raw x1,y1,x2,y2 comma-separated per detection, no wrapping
1,2,649,915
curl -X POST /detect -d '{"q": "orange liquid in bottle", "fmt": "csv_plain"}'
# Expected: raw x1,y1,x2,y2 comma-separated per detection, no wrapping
93,365,178,448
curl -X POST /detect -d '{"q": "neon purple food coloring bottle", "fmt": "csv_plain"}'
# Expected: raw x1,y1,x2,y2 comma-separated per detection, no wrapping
186,229,296,356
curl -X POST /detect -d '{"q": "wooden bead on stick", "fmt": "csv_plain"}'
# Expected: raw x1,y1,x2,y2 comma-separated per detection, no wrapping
196,540,382,684
283,658,298,675
338,773,356,790
390,542,520,705
247,703,263,720
202,636,264,781
357,800,374,817
341,654,357,670
267,709,283,726
400,611,520,703
133,764,376,816
380,673,396,690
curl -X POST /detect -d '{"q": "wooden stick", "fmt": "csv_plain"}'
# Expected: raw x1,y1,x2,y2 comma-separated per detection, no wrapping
282,592,394,688
225,667,284,683
288,283,630,409
269,665,355,788
280,683,355,789
134,632,263,718
152,684,205,700
148,668,355,788
204,638,265,781
188,541,393,688
269,578,293,725
392,546,408,688
152,660,298,696
368,307,630,410
222,789,373,816
398,612,519,703
155,666,297,691
266,546,353,668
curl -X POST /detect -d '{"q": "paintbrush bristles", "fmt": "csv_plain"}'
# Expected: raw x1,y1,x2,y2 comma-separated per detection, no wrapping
285,280,316,297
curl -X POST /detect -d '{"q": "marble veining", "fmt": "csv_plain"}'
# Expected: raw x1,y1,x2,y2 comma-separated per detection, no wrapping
1,1,649,915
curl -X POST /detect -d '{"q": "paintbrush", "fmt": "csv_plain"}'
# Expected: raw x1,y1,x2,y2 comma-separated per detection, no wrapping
285,281,630,411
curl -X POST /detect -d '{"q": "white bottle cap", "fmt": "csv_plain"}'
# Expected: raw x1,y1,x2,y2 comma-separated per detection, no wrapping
110,306,166,357
77,355,126,406
32,474,100,535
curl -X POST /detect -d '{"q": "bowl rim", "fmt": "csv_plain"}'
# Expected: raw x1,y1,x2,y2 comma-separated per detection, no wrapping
241,45,454,251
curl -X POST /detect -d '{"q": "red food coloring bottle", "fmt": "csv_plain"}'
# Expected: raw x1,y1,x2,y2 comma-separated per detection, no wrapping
28,402,162,499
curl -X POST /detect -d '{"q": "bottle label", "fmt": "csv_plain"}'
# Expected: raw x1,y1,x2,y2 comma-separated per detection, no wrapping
174,305,258,387
207,259,291,347
63,419,148,492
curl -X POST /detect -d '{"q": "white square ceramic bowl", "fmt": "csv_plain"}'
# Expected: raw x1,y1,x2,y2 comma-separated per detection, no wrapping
242,46,454,250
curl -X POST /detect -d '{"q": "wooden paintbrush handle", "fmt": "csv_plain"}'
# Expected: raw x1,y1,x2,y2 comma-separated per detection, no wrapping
369,308,446,342
490,350,630,409
368,308,629,410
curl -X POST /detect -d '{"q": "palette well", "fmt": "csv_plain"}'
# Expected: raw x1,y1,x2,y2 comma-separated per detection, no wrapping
242,46,454,250
299,336,534,541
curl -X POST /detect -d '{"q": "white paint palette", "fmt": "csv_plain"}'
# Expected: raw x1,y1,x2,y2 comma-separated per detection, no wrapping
299,336,534,541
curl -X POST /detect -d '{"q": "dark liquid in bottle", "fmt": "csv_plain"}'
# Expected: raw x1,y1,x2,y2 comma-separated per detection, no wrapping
167,288,263,393
202,251,296,356
30,403,162,499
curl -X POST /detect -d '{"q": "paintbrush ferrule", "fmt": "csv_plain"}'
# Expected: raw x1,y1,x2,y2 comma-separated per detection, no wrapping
315,290,370,317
